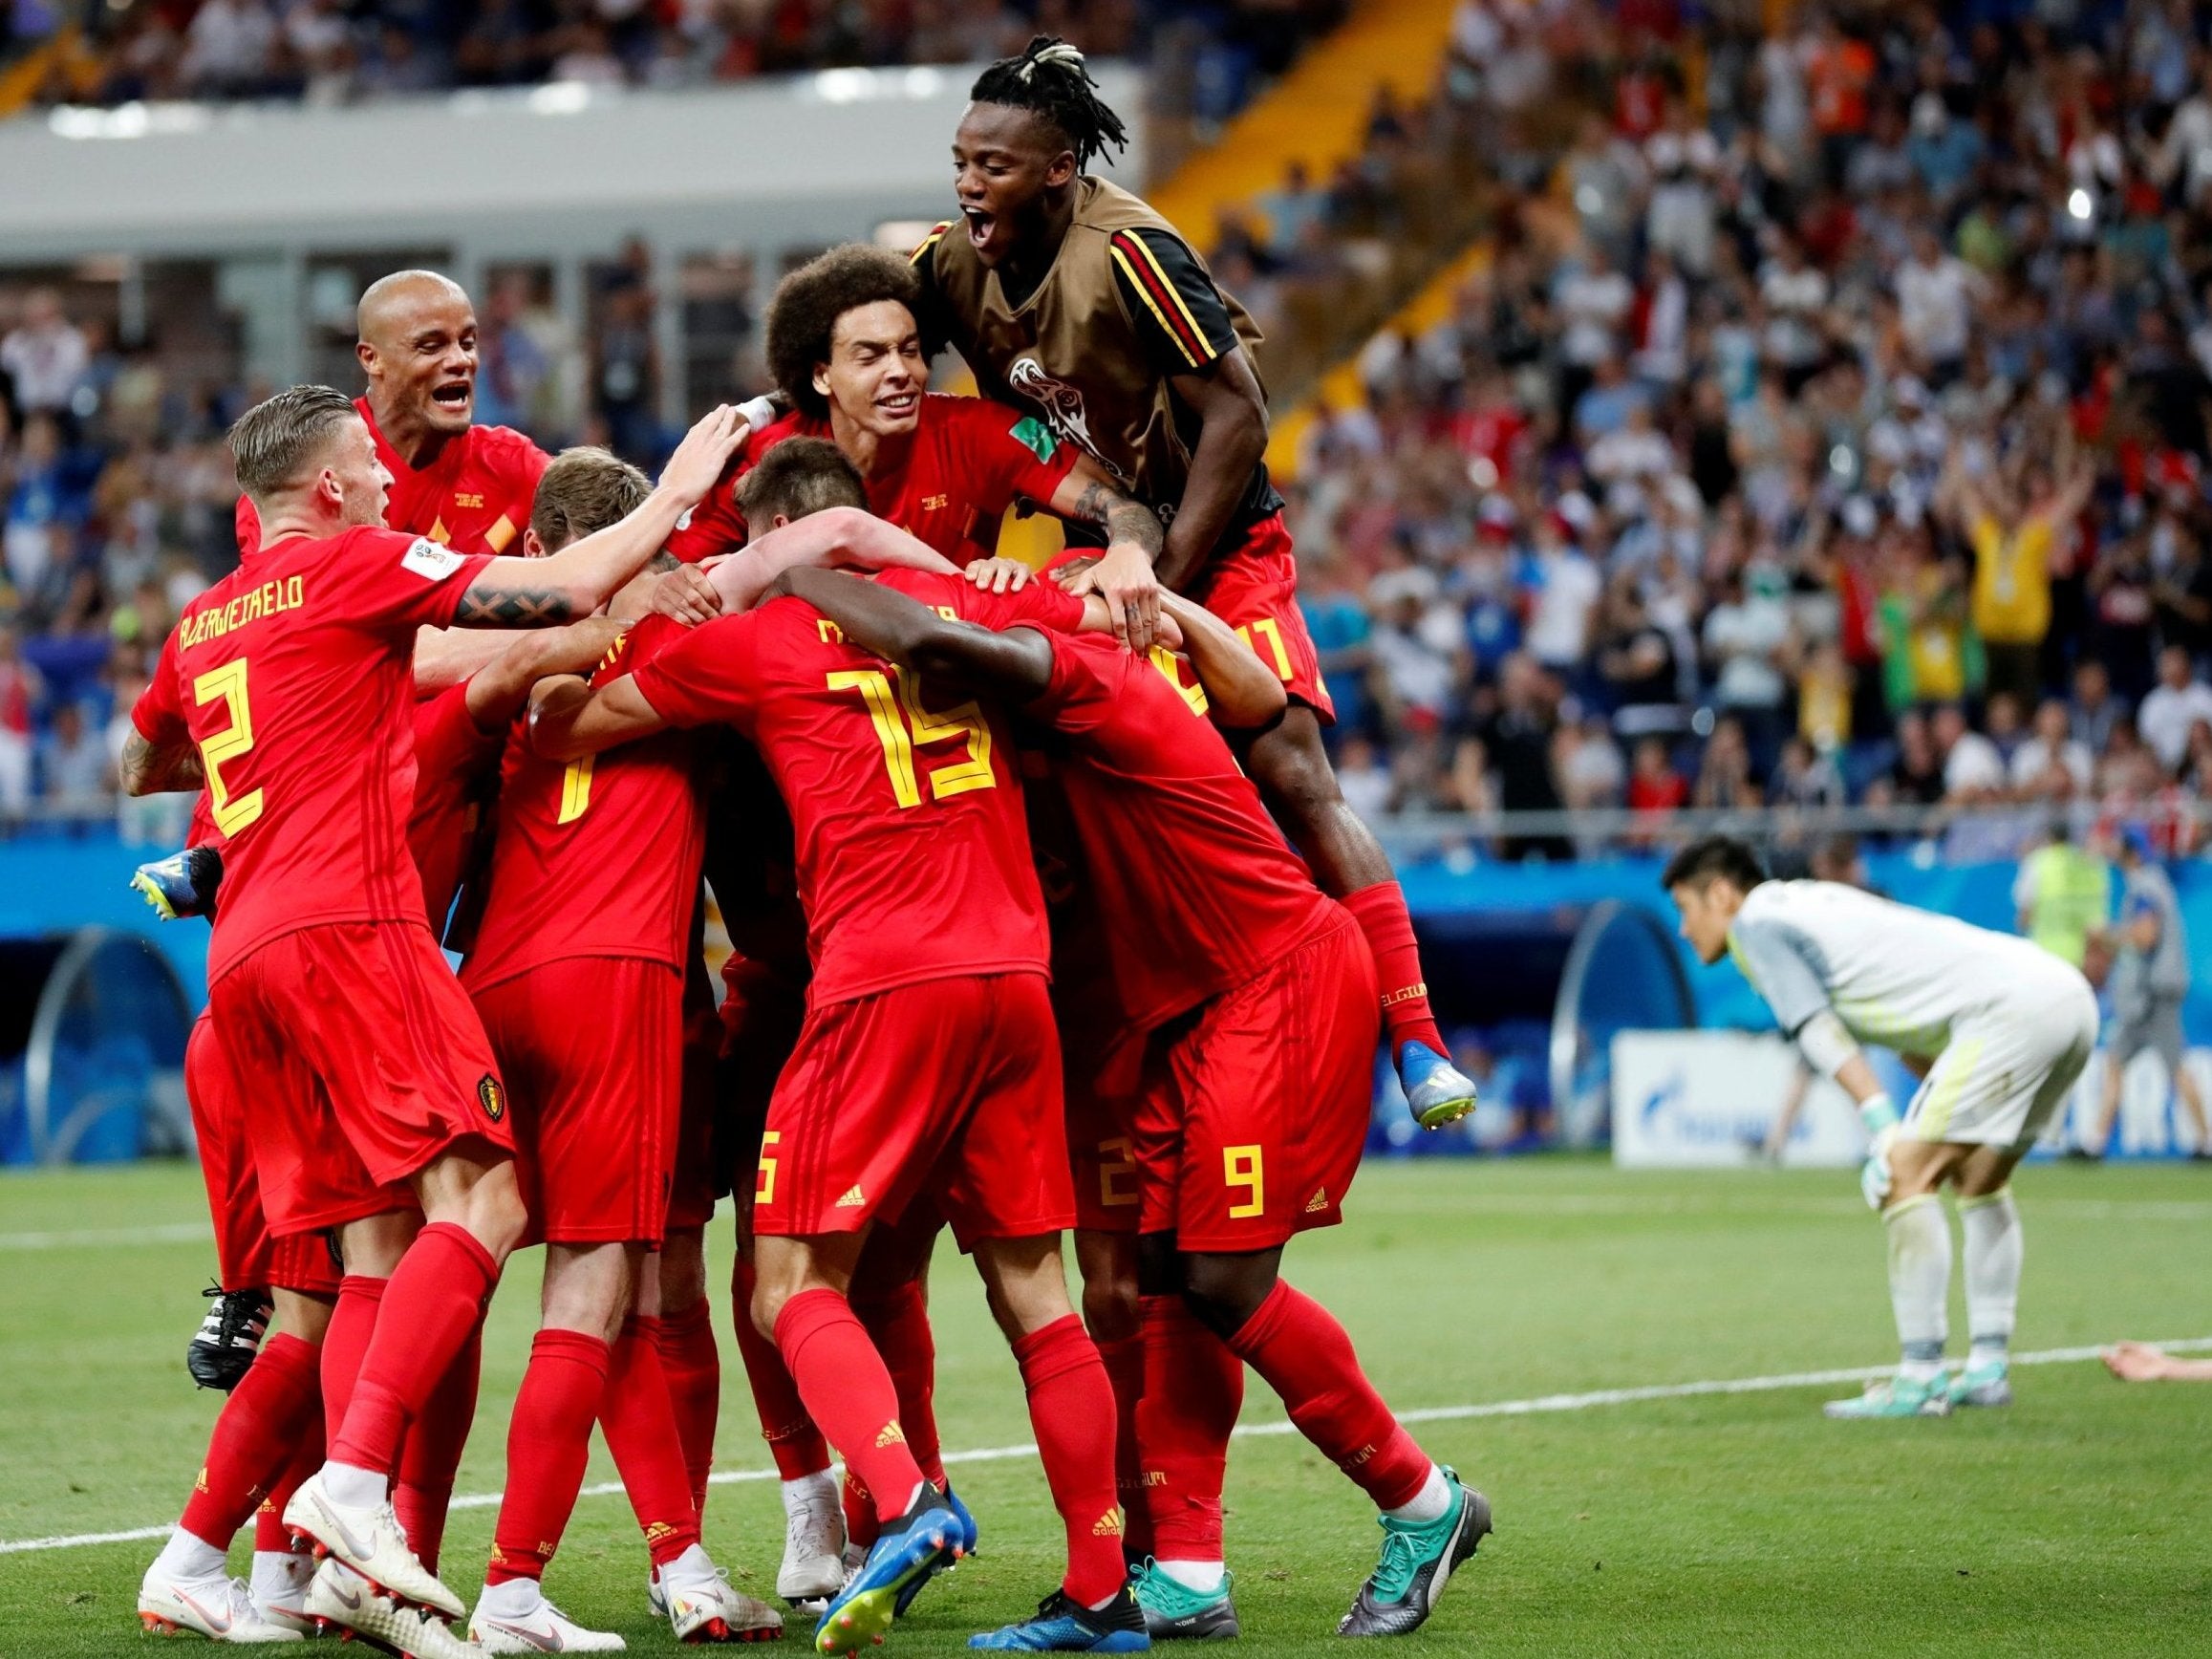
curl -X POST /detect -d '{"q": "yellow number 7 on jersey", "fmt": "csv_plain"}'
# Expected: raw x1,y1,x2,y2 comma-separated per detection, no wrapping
192,660,265,836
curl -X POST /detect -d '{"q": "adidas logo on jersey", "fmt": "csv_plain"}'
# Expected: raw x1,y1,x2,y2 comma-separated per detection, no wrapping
1304,1188,1329,1213
835,1185,866,1208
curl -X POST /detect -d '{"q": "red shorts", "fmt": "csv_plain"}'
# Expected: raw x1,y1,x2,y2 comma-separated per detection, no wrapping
755,972,1072,1251
472,956,680,1245
1187,512,1335,723
210,920,505,1239
1064,1022,1149,1235
1135,915,1377,1251
717,954,809,1224
185,1014,342,1295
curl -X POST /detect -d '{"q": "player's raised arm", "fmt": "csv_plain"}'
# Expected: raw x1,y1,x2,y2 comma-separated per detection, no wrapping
776,566,1055,703
526,672,669,762
461,616,631,734
451,406,748,626
1158,589,1285,729
710,502,959,613
1046,458,1167,651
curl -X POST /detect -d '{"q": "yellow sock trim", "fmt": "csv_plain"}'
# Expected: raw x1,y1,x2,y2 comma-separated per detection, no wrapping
1956,1186,2013,1212
1884,1193,1942,1219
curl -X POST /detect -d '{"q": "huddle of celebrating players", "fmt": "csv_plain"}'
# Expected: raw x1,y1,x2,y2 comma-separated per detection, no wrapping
123,39,1492,1659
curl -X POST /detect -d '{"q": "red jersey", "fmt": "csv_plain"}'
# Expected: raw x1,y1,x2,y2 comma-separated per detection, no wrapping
408,682,504,930
628,569,1068,1005
235,399,548,557
1033,632,1341,1030
132,528,492,981
183,684,494,932
665,393,1078,566
462,616,705,991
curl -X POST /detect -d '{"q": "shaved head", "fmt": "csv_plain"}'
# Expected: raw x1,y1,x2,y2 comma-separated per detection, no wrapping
354,269,479,455
356,269,469,351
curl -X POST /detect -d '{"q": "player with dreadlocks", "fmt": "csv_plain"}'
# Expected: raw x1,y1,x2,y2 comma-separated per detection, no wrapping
913,40,1474,1132
913,37,1486,1643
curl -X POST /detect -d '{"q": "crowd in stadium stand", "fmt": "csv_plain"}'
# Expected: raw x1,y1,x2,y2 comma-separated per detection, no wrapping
1247,0,2212,856
6,0,1340,114
11,0,2212,859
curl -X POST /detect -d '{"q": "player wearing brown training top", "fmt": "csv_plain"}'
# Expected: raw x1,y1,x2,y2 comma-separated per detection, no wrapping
912,36,1477,1130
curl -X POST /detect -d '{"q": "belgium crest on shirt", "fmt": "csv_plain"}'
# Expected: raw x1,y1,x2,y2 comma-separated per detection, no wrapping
478,1074,506,1122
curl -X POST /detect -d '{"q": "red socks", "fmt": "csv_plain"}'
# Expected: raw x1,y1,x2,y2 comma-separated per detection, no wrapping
853,1281,946,1488
1094,1332,1151,1560
395,1325,481,1574
180,1331,322,1549
1134,1296,1243,1562
1012,1315,1127,1608
320,1276,385,1454
654,1296,721,1519
772,1287,924,1523
330,1223,500,1477
487,1329,610,1585
256,1428,324,1554
734,1258,831,1480
1341,882,1446,1061
1222,1281,1430,1511
602,1316,702,1568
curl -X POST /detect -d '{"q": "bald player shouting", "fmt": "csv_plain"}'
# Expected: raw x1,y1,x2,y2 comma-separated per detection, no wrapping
237,271,554,684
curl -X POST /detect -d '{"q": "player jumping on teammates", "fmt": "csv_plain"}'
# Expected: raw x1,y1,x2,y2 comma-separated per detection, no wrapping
1664,835,2098,1418
910,37,1477,1131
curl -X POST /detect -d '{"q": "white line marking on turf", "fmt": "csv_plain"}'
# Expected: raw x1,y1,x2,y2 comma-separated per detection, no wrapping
0,1221,212,1251
9,1336,2211,1558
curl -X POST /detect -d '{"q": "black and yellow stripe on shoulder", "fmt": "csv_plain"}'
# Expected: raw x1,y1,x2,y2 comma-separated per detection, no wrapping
912,221,956,265
1106,228,1225,372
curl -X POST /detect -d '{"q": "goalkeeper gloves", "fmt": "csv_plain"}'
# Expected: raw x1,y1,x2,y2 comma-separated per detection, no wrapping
1858,1092,1900,1211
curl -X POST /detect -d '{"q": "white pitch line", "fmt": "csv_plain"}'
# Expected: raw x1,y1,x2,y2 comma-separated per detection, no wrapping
0,1221,212,1251
9,1336,2211,1559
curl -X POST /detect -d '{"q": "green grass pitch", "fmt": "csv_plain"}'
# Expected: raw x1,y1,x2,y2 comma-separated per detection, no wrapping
5,1157,2211,1656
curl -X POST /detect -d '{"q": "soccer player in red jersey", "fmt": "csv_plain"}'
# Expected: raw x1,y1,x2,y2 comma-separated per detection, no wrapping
666,244,1163,607
915,39,1476,1130
123,385,750,1655
531,447,1141,1658
780,561,1493,1642
234,269,554,698
446,448,777,1651
236,270,547,563
132,568,630,1646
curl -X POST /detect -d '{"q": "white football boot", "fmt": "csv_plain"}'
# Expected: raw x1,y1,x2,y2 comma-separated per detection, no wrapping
283,1471,464,1621
303,1561,481,1658
139,1563,303,1643
659,1546,784,1644
778,1475,847,1606
469,1581,626,1653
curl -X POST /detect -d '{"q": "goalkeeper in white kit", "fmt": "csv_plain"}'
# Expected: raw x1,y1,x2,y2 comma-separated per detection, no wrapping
1663,835,2098,1418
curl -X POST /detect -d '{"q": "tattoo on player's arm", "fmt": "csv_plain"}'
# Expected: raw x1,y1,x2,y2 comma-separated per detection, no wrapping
454,582,577,627
1068,480,1112,524
1106,498,1165,560
119,729,204,796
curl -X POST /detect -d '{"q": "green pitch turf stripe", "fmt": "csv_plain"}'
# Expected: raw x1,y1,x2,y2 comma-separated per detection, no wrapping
0,1221,212,1251
9,1335,2210,1559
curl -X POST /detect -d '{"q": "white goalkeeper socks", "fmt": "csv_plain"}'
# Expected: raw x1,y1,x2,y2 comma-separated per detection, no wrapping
1884,1195,1951,1383
1958,1187,2021,1369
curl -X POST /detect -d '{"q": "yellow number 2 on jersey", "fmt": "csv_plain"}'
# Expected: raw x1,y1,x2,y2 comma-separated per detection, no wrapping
827,667,996,809
191,659,265,836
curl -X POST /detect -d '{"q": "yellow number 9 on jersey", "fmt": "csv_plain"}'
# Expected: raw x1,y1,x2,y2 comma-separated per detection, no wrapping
192,659,265,836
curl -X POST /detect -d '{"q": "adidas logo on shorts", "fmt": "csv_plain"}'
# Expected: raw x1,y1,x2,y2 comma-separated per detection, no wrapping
1304,1188,1329,1213
836,1185,866,1208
